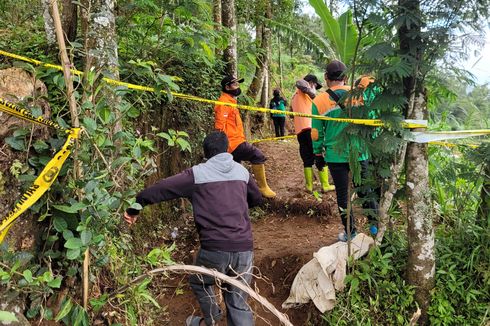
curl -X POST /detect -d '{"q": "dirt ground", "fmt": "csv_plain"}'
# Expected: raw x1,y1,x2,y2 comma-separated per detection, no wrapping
156,139,345,325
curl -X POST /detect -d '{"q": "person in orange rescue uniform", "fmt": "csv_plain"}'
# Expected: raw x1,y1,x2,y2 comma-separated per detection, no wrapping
214,75,276,198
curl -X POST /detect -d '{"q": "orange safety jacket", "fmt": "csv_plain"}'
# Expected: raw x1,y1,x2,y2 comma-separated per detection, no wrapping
291,89,313,134
214,92,246,153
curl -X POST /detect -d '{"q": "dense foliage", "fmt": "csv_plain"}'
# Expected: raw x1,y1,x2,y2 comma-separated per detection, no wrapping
0,0,488,325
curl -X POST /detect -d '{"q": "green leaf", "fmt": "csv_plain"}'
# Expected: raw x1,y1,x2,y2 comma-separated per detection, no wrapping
66,248,81,260
89,294,108,312
338,10,358,63
48,276,62,288
55,299,73,322
64,238,83,249
126,106,140,118
156,132,171,141
309,0,341,58
111,157,132,169
98,107,112,124
13,128,29,137
53,216,68,232
364,42,395,60
23,269,33,283
5,136,25,151
350,277,359,290
53,202,88,214
33,140,49,153
82,117,97,133
63,229,74,240
130,203,143,210
0,311,19,322
200,41,214,61
176,138,191,152
30,106,43,117
81,230,92,246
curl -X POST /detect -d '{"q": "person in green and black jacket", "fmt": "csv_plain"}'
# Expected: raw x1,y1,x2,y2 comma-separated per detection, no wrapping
269,88,287,137
311,60,379,242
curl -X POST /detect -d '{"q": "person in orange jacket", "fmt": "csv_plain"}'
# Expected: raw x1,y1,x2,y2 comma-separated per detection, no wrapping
291,74,335,193
214,75,276,198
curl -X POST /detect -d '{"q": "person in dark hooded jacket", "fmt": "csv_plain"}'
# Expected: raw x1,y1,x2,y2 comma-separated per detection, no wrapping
269,88,287,137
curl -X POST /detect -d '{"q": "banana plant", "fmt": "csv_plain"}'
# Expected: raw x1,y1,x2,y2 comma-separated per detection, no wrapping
309,0,359,64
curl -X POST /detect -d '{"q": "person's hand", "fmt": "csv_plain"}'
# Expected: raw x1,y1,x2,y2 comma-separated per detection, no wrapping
123,211,138,225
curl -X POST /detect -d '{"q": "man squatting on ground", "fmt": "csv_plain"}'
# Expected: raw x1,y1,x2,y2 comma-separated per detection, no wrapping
124,131,262,326
311,60,379,241
215,76,276,198
291,74,335,193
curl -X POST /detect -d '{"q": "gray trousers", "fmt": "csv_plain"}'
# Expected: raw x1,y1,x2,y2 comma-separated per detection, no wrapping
189,249,254,326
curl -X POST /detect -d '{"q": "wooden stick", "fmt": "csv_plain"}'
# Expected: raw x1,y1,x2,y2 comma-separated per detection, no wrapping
112,264,293,326
49,0,88,309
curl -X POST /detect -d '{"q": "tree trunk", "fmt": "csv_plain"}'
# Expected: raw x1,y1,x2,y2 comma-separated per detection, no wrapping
61,0,78,43
246,0,271,103
247,24,265,101
42,0,56,46
277,34,283,90
221,0,237,76
213,0,221,28
213,0,222,55
405,93,434,325
82,0,122,134
399,0,434,323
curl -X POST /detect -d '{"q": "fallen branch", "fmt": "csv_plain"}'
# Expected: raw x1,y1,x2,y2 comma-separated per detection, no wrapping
111,264,293,326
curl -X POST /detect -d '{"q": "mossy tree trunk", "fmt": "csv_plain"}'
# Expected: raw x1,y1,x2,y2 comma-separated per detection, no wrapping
81,0,122,134
399,0,435,323
221,0,237,76
42,0,56,46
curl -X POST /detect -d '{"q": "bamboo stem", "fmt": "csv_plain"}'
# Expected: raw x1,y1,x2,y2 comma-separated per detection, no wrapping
50,0,88,309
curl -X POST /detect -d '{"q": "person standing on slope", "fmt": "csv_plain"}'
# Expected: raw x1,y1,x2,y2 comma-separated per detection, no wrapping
311,61,379,241
291,74,335,193
269,88,287,137
215,75,276,198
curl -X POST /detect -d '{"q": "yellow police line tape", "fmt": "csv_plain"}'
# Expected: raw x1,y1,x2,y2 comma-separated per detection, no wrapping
0,98,80,242
428,141,479,148
0,49,427,129
0,50,182,82
251,135,296,144
251,134,486,147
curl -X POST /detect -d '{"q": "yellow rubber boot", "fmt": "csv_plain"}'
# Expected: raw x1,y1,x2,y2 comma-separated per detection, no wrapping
318,168,335,192
304,167,313,192
251,164,276,198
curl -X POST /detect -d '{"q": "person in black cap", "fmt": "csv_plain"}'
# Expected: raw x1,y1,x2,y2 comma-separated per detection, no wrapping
214,75,276,198
291,74,335,193
311,60,379,241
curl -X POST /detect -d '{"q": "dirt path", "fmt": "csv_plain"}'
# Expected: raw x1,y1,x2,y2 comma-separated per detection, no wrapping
157,140,344,325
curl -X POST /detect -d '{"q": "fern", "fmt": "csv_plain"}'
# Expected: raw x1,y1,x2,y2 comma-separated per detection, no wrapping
262,17,337,59
364,42,396,61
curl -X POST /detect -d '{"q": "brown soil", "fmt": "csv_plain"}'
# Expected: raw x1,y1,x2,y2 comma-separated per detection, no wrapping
156,139,345,325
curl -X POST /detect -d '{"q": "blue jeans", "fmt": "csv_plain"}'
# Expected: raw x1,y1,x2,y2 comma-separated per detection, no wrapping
189,249,254,326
